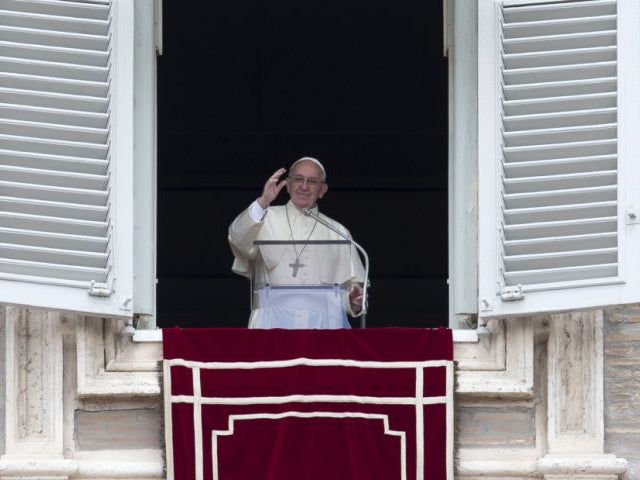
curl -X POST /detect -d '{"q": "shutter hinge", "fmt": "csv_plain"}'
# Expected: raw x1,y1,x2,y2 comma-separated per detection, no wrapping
88,280,113,297
500,284,524,302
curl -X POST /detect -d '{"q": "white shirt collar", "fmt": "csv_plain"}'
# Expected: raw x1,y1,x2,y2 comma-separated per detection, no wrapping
286,201,319,217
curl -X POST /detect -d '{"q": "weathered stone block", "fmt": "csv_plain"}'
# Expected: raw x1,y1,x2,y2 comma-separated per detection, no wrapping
74,408,162,451
456,405,535,447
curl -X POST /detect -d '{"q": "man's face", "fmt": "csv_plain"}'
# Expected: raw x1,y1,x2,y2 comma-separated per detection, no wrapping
286,160,328,210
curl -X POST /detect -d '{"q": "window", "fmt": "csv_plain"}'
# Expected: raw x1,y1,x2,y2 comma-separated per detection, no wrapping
156,0,448,328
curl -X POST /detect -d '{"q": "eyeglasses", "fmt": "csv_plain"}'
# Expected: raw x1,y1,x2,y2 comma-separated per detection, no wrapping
288,175,324,187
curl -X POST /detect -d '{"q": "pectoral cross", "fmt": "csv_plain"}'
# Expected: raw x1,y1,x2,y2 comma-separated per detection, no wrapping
289,258,306,277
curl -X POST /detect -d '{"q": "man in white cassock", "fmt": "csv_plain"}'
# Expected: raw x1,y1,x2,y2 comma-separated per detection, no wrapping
228,157,366,329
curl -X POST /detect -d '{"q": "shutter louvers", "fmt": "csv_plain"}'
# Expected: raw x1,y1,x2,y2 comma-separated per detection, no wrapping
0,0,113,288
499,0,619,290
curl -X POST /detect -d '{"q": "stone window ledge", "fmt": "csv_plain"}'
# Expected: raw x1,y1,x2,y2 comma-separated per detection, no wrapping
125,320,534,398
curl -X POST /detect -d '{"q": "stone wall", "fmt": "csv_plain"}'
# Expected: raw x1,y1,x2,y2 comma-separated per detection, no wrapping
604,305,640,479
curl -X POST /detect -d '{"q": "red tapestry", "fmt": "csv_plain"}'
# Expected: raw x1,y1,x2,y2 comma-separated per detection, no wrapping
163,328,453,480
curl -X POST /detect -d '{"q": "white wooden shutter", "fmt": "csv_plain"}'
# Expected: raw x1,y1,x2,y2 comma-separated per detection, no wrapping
0,0,135,315
478,0,640,317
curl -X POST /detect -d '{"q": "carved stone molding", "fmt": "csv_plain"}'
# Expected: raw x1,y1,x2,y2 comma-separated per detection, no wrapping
76,317,161,398
0,307,76,479
457,447,540,477
539,310,627,479
0,307,164,479
457,449,626,479
72,449,163,479
455,318,534,397
456,312,627,479
455,319,507,371
103,319,162,372
547,311,603,452
538,453,627,479
3,307,64,456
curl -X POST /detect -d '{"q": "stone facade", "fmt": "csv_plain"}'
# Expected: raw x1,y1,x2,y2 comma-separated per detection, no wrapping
0,307,163,480
604,306,640,479
1,305,639,479
455,313,627,479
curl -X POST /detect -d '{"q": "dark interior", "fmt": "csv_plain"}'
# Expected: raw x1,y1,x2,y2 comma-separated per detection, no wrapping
157,0,448,328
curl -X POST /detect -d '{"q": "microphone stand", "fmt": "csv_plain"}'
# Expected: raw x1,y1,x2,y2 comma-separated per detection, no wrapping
303,208,369,328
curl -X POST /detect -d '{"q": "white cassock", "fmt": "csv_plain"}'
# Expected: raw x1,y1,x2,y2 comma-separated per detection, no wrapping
228,201,366,329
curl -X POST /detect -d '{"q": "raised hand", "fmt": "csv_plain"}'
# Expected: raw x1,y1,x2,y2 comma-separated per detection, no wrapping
258,168,287,208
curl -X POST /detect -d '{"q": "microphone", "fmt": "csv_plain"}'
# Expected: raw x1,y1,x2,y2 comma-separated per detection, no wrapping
303,208,369,328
